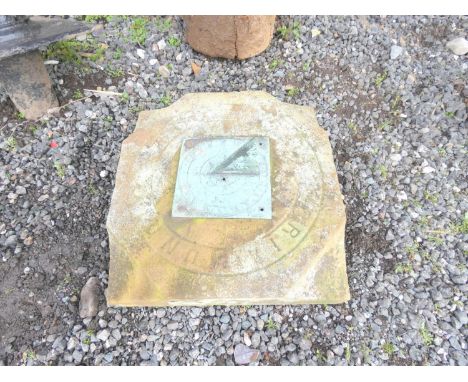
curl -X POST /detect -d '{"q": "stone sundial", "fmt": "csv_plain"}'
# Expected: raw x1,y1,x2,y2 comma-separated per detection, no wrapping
106,91,350,306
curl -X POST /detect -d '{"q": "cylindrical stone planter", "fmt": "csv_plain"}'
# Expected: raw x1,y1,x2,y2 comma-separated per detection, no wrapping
184,16,276,60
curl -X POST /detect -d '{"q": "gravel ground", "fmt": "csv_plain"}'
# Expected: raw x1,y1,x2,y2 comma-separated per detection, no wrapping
0,15,467,366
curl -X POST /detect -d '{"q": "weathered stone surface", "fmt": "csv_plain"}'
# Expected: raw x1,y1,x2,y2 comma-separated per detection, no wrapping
0,16,89,60
0,50,59,119
184,16,276,60
79,277,100,318
106,91,350,306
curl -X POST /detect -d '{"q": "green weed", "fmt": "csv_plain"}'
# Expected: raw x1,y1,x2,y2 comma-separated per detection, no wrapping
130,18,148,45
84,15,112,23
424,191,438,204
377,164,388,179
265,318,278,330
427,236,444,245
345,346,351,363
444,111,455,118
6,136,17,151
105,65,124,78
29,125,38,134
73,89,84,100
113,48,123,60
378,120,391,130
120,92,129,102
168,36,181,47
45,38,106,65
160,94,172,106
286,87,300,97
348,121,358,133
315,349,326,363
450,212,468,234
156,17,172,32
269,59,280,70
419,323,433,346
382,342,395,355
277,21,301,40
54,161,65,178
395,263,413,274
374,71,388,87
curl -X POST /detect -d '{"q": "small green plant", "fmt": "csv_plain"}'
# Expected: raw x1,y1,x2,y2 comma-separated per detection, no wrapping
106,65,124,78
286,87,300,97
315,349,326,363
120,92,130,102
88,183,98,195
113,48,123,60
160,94,172,106
84,15,113,23
374,71,388,87
302,61,310,71
433,303,441,314
73,89,84,100
427,236,444,245
22,350,36,362
29,125,38,134
437,147,447,156
129,106,143,114
45,38,106,65
168,36,181,47
86,329,95,336
382,342,395,355
395,262,413,274
104,115,113,123
450,212,468,235
345,346,351,363
17,111,26,120
269,59,280,70
6,136,17,151
445,111,455,118
156,17,172,32
265,318,278,330
348,121,358,133
82,337,91,345
424,191,438,204
405,242,419,256
431,261,443,274
54,161,65,179
276,21,301,40
390,95,401,114
130,17,148,46
419,323,433,346
452,299,463,308
378,120,391,130
377,164,388,179
419,216,429,226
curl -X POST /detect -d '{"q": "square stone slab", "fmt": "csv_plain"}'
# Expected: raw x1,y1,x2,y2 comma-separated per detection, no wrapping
172,136,272,219
106,91,350,306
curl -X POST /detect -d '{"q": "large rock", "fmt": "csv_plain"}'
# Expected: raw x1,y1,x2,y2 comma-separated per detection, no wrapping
0,50,59,119
184,16,276,60
106,91,350,307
